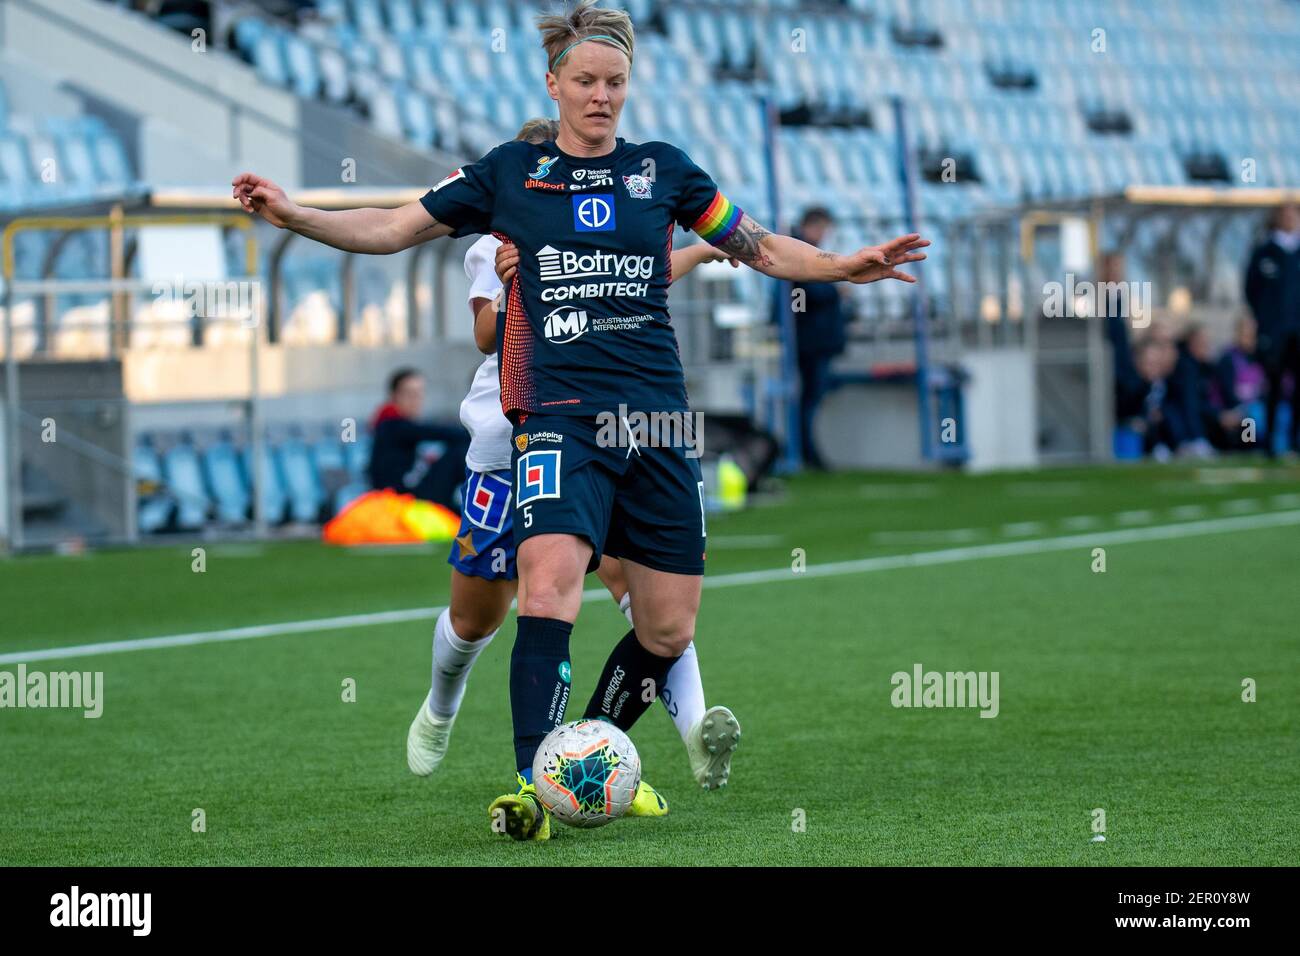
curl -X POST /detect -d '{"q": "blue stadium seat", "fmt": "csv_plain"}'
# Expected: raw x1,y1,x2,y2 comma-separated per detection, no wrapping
241,445,289,525
161,441,210,531
203,440,250,525
278,439,325,523
133,441,174,534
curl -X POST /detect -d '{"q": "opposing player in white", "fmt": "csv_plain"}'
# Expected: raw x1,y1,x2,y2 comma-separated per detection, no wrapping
407,118,742,795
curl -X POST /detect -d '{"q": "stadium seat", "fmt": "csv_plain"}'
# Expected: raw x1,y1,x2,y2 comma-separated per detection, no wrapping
278,439,326,523
161,441,211,531
241,445,289,525
203,440,250,525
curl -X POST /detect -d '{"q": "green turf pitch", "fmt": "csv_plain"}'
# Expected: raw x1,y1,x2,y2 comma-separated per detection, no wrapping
1,465,1297,865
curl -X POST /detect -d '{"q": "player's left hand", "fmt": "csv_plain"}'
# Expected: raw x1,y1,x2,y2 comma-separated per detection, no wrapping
841,233,930,284
494,241,520,285
703,247,741,268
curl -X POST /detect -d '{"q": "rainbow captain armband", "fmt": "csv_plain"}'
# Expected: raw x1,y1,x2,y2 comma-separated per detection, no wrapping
689,191,744,247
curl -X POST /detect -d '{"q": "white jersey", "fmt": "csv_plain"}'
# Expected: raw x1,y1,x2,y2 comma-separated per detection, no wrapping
460,234,513,473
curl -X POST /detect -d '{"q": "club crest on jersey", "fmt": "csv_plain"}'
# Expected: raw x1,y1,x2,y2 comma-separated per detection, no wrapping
623,174,653,199
515,434,528,452
516,450,562,505
464,470,512,533
572,194,615,232
529,156,559,179
432,167,465,192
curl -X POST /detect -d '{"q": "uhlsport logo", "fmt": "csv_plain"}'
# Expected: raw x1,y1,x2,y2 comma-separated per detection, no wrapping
623,174,652,199
543,306,589,343
529,155,558,179
572,193,615,232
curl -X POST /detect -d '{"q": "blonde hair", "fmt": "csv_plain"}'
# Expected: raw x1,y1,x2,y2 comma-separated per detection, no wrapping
536,0,634,75
516,118,560,143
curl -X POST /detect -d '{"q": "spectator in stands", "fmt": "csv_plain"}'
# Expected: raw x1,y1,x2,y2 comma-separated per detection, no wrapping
1117,337,1190,461
1100,252,1142,399
1245,202,1300,456
367,368,468,508
786,207,848,469
1169,324,1217,457
1214,316,1269,451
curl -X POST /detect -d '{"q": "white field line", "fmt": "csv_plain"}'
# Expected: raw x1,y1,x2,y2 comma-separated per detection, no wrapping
3,509,1299,665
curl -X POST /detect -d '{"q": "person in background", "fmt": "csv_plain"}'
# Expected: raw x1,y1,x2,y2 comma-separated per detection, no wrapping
786,206,849,470
1117,337,1190,461
1100,251,1142,399
1214,316,1269,451
367,368,469,508
1244,202,1300,457
1169,324,1217,457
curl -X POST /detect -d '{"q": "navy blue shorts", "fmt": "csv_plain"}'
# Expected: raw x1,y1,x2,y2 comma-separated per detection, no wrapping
511,413,707,576
446,467,517,581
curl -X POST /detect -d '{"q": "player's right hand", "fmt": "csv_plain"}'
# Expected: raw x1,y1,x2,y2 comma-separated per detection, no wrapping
232,172,297,229
494,241,520,286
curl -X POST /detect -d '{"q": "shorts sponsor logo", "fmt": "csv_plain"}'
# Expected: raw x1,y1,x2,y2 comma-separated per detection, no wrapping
623,173,653,199
516,449,562,505
464,470,512,533
558,661,571,682
527,430,565,444
529,156,558,179
572,194,615,232
543,306,589,343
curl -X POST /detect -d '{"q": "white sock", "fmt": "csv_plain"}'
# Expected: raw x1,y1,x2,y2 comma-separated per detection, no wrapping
619,592,634,626
428,608,494,719
661,641,705,742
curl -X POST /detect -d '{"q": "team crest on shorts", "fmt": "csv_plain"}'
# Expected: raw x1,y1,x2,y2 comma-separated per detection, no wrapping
515,434,528,452
464,471,512,533
623,174,652,199
516,450,562,505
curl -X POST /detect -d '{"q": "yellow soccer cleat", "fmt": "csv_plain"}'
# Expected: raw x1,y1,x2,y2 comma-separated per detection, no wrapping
626,778,669,817
487,774,552,842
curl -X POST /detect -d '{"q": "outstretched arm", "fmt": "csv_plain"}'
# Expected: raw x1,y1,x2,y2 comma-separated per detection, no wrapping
716,212,929,285
232,172,453,254
669,243,739,281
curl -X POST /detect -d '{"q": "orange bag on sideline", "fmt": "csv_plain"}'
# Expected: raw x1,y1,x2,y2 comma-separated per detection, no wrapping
322,490,460,545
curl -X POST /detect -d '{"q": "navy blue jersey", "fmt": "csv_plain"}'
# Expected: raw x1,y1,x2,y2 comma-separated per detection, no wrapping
420,138,743,420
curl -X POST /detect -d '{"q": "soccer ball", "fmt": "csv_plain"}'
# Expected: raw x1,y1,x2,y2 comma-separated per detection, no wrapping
533,719,641,828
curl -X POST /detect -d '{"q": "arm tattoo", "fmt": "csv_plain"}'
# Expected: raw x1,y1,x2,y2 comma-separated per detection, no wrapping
719,214,774,268
816,251,836,259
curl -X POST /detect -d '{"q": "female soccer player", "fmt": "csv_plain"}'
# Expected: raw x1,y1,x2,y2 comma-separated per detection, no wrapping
404,117,743,811
233,0,925,843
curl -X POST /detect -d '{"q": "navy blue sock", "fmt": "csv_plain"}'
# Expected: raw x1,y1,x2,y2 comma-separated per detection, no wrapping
510,616,574,775
583,629,681,732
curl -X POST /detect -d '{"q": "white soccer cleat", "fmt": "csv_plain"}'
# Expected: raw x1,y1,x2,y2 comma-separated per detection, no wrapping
406,694,456,776
687,705,741,791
